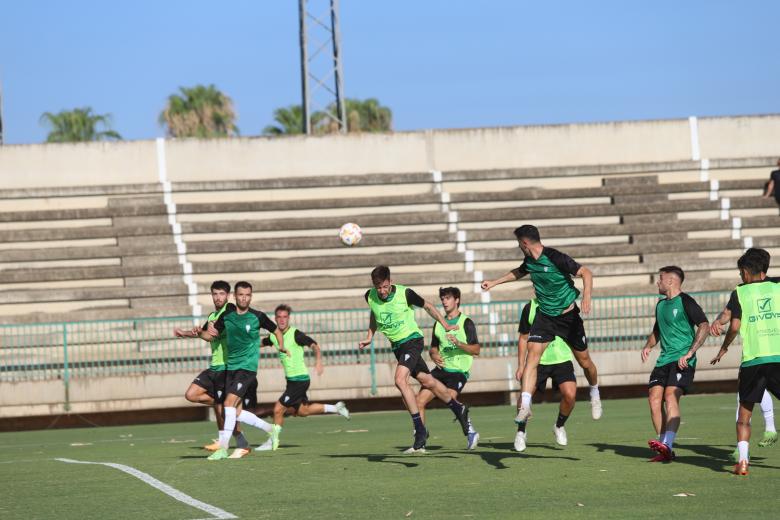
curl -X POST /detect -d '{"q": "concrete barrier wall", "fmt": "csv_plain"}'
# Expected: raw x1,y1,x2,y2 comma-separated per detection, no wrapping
0,345,741,418
1,115,778,189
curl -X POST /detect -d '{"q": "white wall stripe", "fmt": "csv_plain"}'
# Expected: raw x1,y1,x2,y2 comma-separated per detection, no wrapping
156,138,201,317
56,458,237,519
688,116,701,161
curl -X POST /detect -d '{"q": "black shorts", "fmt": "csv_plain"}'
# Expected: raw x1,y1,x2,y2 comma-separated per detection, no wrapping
535,361,577,393
527,305,587,352
225,369,257,400
648,361,695,394
242,377,258,410
393,337,430,377
431,367,468,393
192,368,227,403
279,379,311,410
738,362,780,403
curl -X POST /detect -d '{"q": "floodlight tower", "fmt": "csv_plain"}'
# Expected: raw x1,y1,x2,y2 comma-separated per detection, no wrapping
298,0,347,134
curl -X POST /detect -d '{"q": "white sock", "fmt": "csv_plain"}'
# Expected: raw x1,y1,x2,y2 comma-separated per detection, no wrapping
521,392,532,409
737,440,749,463
238,410,273,433
590,385,600,398
221,407,237,448
735,393,740,422
323,404,337,413
658,432,665,442
467,418,476,434
663,431,676,449
760,390,776,433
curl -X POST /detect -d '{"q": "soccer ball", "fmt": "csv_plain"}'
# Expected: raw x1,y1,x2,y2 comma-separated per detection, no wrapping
339,222,362,247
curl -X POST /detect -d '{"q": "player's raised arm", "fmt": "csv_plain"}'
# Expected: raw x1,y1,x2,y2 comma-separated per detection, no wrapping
359,312,376,349
576,266,593,314
481,270,521,291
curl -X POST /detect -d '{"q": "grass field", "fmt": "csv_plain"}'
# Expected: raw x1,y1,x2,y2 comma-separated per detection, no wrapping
1,394,779,519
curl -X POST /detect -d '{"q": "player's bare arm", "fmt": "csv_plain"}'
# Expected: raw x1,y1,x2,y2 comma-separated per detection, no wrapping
641,330,658,363
577,266,593,314
678,322,710,369
310,342,324,376
445,333,480,356
272,328,288,355
358,312,377,349
423,299,458,332
710,307,731,336
481,270,520,291
711,318,740,364
429,346,444,367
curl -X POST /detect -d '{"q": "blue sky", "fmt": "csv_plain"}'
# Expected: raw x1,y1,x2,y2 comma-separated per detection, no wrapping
1,0,778,144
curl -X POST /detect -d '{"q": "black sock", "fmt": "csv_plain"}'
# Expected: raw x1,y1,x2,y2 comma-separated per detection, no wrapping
447,399,463,416
555,413,569,428
517,421,526,433
411,413,425,434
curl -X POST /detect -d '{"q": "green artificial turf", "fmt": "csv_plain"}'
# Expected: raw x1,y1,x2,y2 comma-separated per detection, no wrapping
1,394,778,519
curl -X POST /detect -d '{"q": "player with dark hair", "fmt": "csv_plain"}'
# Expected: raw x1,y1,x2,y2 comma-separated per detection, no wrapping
481,224,602,423
259,304,350,451
762,158,780,210
360,266,476,452
514,296,577,451
641,266,709,462
174,280,257,452
710,247,777,460
710,249,780,475
200,281,287,460
416,287,481,448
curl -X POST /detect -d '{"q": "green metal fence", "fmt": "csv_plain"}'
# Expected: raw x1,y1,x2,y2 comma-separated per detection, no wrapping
0,291,738,392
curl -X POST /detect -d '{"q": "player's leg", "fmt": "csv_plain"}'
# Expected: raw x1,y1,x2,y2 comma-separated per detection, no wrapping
733,364,766,474
518,340,547,422
736,401,754,474
565,312,601,420
416,372,472,438
758,390,778,447
553,381,576,447
209,391,241,460
661,386,683,452
647,385,665,439
185,383,215,405
415,388,436,424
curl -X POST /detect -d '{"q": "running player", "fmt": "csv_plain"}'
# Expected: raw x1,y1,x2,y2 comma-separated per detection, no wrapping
514,297,577,452
416,287,480,449
259,304,350,451
201,281,286,460
359,266,474,453
481,225,602,423
640,267,709,462
709,248,778,456
174,280,256,451
710,249,780,475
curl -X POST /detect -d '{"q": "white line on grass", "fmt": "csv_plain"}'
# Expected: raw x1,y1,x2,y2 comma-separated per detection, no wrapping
55,458,237,519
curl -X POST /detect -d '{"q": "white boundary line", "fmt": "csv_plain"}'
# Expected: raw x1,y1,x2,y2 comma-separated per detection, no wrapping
156,138,202,318
56,457,237,519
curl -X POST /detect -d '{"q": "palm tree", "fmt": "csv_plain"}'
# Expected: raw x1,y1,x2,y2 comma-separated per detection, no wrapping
159,84,238,138
263,98,392,135
344,98,392,133
39,108,121,143
262,105,329,135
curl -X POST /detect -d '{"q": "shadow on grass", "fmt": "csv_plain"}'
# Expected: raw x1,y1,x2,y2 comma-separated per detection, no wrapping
588,442,780,473
325,453,459,468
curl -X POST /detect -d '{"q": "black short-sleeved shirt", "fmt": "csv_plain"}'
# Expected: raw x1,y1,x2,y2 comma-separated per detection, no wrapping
770,170,780,200
261,330,315,348
212,306,277,372
510,247,582,316
430,317,479,348
363,286,425,308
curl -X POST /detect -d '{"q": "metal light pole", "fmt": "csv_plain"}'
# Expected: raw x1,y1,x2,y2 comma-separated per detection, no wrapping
298,0,346,134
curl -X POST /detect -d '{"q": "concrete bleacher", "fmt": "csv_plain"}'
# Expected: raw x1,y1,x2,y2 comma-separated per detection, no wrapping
1,156,778,325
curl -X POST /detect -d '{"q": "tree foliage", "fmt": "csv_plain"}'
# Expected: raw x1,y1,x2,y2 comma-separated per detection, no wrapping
159,84,238,138
39,107,121,143
263,98,392,135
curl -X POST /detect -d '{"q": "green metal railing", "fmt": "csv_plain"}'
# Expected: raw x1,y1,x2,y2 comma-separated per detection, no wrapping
0,291,738,402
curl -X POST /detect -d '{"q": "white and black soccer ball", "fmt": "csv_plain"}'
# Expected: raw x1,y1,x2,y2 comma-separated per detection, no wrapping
339,222,362,247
